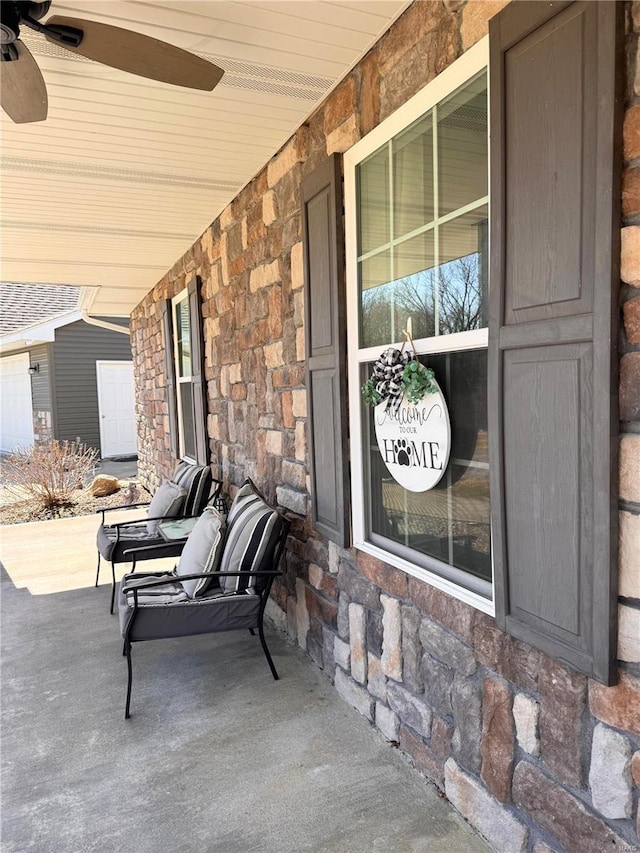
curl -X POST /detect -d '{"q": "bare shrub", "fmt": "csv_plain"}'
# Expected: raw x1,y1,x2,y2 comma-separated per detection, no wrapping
1,440,98,513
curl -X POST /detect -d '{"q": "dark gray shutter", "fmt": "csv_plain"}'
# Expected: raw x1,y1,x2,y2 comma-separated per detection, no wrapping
489,1,622,684
301,154,350,546
162,299,178,459
187,275,209,466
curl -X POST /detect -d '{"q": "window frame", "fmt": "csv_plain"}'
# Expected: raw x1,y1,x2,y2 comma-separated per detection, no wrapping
171,287,197,464
345,37,494,616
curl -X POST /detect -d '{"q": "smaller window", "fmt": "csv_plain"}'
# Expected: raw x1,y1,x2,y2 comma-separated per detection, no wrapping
172,289,197,462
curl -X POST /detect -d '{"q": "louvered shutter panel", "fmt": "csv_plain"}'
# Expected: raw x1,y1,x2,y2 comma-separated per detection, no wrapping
488,0,622,684
301,155,350,546
162,299,178,459
187,276,209,466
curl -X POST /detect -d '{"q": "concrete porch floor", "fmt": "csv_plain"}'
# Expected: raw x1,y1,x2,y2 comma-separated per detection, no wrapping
1,514,491,853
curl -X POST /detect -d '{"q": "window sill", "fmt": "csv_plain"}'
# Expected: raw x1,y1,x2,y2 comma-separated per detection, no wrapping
353,537,495,617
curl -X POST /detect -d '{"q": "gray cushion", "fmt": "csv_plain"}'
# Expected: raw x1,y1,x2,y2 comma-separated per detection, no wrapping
219,480,282,594
146,480,187,535
175,506,226,598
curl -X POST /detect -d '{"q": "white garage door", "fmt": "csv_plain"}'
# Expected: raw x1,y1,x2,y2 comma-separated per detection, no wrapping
0,354,35,453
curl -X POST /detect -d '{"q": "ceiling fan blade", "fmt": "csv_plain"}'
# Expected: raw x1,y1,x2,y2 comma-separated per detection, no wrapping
0,40,47,123
44,16,224,91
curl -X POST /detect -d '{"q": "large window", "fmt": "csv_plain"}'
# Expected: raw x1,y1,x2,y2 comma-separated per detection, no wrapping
172,289,197,461
345,41,492,611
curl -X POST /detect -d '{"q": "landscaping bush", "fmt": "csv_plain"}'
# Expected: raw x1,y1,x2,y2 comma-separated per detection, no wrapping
1,440,98,514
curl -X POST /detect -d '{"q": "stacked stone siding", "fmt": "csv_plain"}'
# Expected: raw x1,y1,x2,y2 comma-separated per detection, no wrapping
131,2,640,851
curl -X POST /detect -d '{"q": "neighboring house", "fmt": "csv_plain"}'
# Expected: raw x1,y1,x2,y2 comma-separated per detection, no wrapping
0,283,136,457
121,2,640,851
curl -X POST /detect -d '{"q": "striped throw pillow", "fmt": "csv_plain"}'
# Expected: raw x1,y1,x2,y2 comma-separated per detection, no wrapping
219,480,283,594
172,462,213,517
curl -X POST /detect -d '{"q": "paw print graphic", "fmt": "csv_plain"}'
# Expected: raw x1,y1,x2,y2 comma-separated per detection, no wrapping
395,438,412,467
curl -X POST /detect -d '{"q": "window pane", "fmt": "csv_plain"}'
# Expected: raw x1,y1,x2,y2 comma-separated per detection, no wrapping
179,382,196,460
364,349,490,585
360,250,392,348
437,206,488,335
393,232,436,341
393,114,434,239
358,147,389,255
175,297,191,378
438,72,488,216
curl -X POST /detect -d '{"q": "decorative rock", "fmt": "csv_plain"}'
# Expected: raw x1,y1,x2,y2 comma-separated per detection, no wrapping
262,190,277,226
618,604,640,664
381,595,402,681
89,475,120,497
276,486,306,515
264,342,284,369
589,723,632,819
366,608,383,659
249,259,280,292
620,353,640,422
621,226,640,288
590,674,640,737
334,668,374,721
401,605,424,693
291,389,307,418
356,550,408,598
386,681,432,739
420,618,476,676
450,674,483,773
620,511,640,600
290,242,304,290
295,578,309,650
264,430,283,455
400,724,446,789
349,603,367,685
444,759,528,853
326,115,359,156
624,104,640,161
513,693,540,756
481,676,515,803
625,297,640,346
513,760,632,853
338,562,382,612
623,167,640,218
421,653,454,716
620,438,640,505
460,0,510,50
375,701,400,742
333,636,350,671
337,594,350,639
367,653,387,701
539,656,586,787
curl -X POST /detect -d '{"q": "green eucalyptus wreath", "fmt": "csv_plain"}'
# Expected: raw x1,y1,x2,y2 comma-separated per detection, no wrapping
361,345,437,410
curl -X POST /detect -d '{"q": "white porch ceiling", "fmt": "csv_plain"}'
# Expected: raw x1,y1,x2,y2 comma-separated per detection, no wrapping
1,0,409,317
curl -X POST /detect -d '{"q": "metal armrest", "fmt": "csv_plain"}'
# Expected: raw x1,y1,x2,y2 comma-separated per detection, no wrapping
123,542,188,559
121,570,281,594
97,501,151,523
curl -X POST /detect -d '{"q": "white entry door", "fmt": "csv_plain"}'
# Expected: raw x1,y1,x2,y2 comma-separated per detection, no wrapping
0,353,35,453
96,361,137,458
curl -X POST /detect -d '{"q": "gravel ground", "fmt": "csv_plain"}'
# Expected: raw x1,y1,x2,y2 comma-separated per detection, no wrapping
0,483,152,526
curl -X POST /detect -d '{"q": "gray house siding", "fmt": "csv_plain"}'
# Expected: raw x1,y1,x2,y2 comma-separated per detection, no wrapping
52,320,131,451
28,344,54,443
28,344,52,412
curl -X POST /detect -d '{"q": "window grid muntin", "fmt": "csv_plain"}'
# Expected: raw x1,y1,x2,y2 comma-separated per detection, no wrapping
171,289,197,463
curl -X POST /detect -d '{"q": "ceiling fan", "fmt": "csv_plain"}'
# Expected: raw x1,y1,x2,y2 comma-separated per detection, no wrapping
0,1,224,124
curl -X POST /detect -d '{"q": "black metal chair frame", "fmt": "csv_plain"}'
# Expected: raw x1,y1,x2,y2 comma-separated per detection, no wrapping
119,518,290,719
96,478,223,614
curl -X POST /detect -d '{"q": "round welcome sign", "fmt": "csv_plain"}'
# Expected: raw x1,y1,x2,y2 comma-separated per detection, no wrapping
374,380,451,492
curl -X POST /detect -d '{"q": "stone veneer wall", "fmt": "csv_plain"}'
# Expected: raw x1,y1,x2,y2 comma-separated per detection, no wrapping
131,3,640,851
